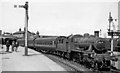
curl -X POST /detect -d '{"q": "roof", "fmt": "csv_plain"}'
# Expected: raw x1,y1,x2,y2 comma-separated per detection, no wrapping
13,31,32,35
13,31,24,34
41,35,58,38
0,35,17,39
67,34,83,39
57,36,67,39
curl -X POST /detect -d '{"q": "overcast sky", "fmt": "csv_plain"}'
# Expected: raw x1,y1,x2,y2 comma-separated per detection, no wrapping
0,0,119,37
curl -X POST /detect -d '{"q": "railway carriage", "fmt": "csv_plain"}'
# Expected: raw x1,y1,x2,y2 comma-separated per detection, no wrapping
18,38,36,48
55,36,68,56
28,38,35,48
17,38,25,47
34,37,58,53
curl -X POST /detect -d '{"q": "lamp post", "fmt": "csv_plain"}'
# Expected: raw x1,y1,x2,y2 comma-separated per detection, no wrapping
14,2,29,56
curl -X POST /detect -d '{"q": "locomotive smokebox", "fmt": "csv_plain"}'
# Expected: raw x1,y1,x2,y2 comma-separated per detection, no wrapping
94,31,99,37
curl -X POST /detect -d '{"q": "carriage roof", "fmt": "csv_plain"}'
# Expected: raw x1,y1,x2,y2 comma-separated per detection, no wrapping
35,36,67,41
36,37,58,41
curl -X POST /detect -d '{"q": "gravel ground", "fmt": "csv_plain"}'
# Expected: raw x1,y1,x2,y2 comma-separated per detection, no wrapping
45,54,90,72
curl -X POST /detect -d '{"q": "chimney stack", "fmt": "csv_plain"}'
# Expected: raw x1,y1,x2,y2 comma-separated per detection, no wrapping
19,28,21,31
94,31,99,37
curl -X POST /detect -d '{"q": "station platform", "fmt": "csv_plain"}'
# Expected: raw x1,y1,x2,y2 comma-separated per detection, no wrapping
0,45,66,71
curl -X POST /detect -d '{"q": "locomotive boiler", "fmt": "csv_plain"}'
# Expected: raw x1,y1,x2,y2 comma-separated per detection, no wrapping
71,37,111,53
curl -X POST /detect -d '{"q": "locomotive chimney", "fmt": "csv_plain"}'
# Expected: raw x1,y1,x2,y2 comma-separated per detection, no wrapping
94,31,99,37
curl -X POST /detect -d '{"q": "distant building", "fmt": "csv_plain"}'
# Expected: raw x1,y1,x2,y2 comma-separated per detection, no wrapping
13,29,24,38
4,32,12,35
13,28,35,39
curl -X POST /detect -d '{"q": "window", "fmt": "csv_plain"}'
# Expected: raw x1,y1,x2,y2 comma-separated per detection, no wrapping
58,39,64,44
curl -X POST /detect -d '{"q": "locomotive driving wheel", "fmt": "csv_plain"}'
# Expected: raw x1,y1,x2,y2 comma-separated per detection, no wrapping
93,60,99,70
66,53,71,60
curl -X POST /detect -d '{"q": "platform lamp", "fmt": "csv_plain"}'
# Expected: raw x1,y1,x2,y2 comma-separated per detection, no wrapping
14,2,29,56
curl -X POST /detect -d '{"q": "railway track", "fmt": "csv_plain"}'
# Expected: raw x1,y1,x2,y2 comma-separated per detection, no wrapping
33,48,120,72
110,69,120,73
44,53,120,73
44,53,91,72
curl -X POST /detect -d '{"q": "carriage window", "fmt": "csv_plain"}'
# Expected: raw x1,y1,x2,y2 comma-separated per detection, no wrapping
54,41,56,44
114,47,120,52
61,39,64,44
52,41,55,45
58,39,64,44
50,41,52,45
58,39,61,43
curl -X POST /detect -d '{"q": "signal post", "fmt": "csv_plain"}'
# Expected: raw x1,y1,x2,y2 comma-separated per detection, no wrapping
107,12,120,69
14,2,29,56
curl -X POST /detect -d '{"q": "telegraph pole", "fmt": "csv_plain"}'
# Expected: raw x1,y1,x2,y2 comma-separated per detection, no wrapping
14,2,29,56
108,12,114,56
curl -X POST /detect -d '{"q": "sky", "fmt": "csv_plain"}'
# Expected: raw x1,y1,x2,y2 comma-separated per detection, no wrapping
0,0,119,37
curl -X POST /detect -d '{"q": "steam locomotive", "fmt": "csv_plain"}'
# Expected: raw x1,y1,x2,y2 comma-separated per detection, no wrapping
17,34,120,71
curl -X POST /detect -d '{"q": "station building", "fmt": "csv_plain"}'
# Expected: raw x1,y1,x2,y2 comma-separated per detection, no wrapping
13,28,35,39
